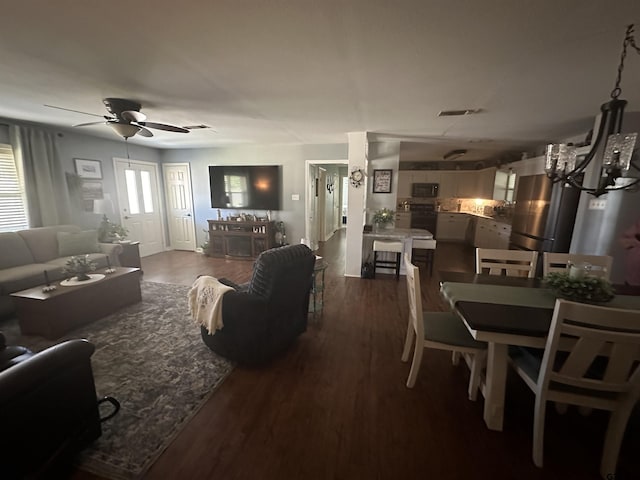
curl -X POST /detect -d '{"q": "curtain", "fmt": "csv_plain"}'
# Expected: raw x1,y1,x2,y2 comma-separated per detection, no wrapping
9,125,71,227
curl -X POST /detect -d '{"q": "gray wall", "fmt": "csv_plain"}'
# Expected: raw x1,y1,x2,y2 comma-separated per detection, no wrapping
1,120,161,230
161,143,348,249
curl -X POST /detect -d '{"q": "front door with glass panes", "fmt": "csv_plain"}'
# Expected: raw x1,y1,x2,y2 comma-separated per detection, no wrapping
114,158,165,257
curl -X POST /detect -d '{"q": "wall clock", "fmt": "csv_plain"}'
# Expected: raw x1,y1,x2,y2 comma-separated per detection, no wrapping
349,168,365,188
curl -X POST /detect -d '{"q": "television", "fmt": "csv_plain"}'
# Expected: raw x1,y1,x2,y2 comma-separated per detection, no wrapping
209,165,282,210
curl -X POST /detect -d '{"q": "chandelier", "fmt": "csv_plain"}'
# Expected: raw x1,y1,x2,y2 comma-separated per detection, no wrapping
545,24,640,197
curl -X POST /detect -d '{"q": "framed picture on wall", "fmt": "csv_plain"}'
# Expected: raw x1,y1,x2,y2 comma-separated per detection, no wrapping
373,169,392,193
75,158,103,179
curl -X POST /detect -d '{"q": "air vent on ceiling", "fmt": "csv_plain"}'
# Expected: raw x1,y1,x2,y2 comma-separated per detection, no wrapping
438,109,483,117
183,124,212,130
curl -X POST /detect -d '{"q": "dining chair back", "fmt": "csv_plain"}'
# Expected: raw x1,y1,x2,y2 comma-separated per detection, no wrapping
401,253,486,400
509,299,640,478
411,238,436,276
542,252,613,279
476,248,538,278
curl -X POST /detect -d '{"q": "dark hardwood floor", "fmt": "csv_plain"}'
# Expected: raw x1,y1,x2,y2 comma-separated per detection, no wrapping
72,230,639,480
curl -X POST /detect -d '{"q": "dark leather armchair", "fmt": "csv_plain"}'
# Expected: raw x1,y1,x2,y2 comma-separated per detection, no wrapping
201,244,316,365
0,334,103,478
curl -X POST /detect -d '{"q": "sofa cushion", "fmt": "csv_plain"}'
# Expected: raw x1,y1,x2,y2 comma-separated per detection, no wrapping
0,233,34,270
57,230,100,257
0,263,65,295
17,225,80,263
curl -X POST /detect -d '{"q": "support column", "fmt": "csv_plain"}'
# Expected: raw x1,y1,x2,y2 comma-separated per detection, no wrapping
345,132,368,277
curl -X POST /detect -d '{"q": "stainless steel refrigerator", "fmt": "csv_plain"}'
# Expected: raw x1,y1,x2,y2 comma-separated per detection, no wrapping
509,174,581,253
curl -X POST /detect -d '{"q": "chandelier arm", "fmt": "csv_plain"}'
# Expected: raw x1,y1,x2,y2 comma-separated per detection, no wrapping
571,107,611,174
601,177,640,193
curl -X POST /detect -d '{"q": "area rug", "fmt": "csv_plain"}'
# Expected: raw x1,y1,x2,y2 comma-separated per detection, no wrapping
2,281,234,480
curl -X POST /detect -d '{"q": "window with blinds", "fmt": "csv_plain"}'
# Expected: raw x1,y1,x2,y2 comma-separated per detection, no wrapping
0,143,29,232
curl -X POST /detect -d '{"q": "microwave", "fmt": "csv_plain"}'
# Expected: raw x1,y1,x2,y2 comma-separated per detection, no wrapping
412,183,439,198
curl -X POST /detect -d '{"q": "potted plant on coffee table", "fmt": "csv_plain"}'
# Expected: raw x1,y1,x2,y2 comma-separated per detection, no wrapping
62,255,97,281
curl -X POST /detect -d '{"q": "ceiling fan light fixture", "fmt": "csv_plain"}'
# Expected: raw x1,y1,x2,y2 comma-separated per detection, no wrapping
121,110,147,123
109,122,141,139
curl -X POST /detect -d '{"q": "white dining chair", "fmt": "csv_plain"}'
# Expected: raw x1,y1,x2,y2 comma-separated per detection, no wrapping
542,252,613,279
508,299,640,479
401,253,486,400
476,248,538,278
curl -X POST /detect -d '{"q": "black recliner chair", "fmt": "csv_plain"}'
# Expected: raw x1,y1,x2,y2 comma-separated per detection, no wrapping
201,244,316,365
0,332,114,478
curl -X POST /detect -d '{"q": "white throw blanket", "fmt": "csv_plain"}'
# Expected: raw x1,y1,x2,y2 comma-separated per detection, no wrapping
188,276,235,335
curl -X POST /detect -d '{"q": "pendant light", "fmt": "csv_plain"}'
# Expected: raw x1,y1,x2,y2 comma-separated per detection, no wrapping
545,24,640,197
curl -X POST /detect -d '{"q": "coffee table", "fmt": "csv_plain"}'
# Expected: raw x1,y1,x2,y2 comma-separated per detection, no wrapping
11,267,142,339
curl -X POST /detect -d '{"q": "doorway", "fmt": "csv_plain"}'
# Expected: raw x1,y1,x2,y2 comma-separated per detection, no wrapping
162,163,196,251
305,159,348,250
113,158,165,257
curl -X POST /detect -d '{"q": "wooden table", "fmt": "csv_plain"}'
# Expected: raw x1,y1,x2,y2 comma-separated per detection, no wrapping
11,267,142,339
438,271,640,431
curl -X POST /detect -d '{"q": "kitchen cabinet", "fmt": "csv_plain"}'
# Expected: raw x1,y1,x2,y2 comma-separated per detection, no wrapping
399,170,442,198
397,171,413,198
438,171,488,198
437,172,456,198
436,213,469,242
473,217,511,249
476,168,497,199
395,212,411,229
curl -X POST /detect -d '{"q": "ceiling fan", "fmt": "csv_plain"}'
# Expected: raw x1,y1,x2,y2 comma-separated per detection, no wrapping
46,98,190,138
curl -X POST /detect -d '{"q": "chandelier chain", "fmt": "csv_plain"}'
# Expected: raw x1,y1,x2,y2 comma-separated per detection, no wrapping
611,24,640,99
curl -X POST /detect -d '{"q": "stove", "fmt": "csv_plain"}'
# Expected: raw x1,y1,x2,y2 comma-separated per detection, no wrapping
409,203,437,235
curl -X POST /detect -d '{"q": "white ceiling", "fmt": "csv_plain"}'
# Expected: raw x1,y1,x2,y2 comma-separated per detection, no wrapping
1,1,639,164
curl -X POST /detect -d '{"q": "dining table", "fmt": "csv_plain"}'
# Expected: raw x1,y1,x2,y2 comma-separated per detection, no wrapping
438,271,640,431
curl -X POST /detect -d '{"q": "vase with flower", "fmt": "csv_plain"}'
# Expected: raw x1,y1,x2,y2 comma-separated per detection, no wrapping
373,208,395,231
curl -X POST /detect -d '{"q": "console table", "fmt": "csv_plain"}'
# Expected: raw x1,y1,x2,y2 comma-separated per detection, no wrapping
207,220,276,259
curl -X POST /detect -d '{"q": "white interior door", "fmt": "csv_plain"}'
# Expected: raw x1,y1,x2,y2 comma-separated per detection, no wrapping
317,168,326,242
163,163,196,251
333,172,341,232
306,164,318,249
114,158,165,257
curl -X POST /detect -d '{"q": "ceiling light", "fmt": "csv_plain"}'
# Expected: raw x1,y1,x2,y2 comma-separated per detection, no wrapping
438,109,483,117
109,122,141,139
545,24,640,197
443,149,467,161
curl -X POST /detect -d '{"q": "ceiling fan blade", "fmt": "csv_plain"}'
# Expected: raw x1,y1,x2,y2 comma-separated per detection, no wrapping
73,120,109,127
44,104,107,118
121,110,147,123
140,121,190,133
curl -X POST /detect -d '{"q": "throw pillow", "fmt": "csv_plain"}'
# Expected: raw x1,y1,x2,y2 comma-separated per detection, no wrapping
57,230,101,257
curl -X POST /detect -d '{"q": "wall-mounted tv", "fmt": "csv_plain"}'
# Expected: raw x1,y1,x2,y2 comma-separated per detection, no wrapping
209,165,282,210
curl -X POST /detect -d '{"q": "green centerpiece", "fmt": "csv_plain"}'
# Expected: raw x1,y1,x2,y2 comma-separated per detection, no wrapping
62,255,97,281
373,208,395,230
98,215,129,243
543,272,615,304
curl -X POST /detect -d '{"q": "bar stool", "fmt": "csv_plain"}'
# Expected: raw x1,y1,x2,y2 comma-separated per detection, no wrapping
411,238,436,276
373,240,403,279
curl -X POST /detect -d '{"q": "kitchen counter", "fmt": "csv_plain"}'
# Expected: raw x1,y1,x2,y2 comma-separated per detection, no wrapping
439,211,512,226
363,227,433,240
362,228,433,276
